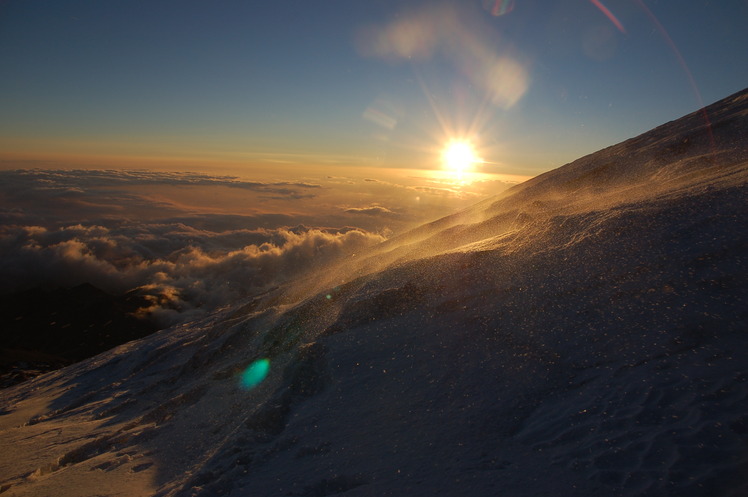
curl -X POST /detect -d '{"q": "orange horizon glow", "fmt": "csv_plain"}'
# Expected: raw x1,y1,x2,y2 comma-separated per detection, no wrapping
0,148,532,190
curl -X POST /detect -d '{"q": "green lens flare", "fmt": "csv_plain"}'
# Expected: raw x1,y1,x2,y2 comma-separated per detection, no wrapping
240,358,270,390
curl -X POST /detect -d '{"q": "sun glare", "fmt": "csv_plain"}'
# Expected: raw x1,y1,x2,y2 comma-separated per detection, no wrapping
442,140,479,174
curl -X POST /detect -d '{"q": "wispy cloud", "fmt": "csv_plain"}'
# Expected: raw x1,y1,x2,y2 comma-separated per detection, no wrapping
0,169,323,229
0,168,321,194
343,205,399,217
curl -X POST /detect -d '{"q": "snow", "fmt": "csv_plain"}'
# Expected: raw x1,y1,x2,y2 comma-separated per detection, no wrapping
1,88,747,496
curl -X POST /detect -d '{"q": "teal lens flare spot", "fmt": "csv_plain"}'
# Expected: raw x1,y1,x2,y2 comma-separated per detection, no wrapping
240,358,270,390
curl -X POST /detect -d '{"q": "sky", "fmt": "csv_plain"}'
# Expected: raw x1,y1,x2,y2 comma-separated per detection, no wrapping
1,0,747,176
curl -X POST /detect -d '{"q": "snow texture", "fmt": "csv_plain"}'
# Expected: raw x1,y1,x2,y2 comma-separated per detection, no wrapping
1,88,747,496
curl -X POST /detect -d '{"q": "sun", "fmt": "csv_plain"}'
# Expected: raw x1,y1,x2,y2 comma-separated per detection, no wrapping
442,140,479,174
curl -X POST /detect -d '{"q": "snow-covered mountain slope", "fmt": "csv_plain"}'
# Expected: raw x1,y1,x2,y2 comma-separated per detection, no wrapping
1,88,747,497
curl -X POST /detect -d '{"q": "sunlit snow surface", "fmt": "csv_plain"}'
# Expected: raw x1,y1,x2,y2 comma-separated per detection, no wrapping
1,89,747,496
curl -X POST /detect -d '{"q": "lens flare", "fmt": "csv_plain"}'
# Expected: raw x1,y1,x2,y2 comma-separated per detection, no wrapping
483,0,515,17
240,358,270,390
589,0,626,34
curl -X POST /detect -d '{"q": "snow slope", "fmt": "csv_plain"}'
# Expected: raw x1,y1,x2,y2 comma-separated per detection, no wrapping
1,88,747,496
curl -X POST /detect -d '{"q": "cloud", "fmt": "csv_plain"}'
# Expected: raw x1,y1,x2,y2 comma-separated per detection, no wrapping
0,168,321,191
362,98,402,130
0,169,321,213
343,205,399,217
0,168,396,324
0,167,521,325
0,223,385,325
0,168,324,230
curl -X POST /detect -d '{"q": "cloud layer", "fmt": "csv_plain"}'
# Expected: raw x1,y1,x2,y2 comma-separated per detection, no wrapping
0,167,520,323
0,169,391,323
0,222,383,324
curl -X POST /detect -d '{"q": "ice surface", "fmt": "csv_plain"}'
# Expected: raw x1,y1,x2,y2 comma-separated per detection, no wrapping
0,88,747,496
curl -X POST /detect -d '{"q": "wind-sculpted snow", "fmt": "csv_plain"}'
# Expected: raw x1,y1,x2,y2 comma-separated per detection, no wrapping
339,88,748,275
0,89,747,496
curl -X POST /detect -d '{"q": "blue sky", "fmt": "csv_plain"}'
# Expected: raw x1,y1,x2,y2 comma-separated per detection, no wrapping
1,0,746,176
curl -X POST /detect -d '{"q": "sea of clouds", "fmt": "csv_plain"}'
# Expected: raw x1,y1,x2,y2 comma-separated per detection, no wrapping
0,167,520,323
0,169,390,324
1,222,384,323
